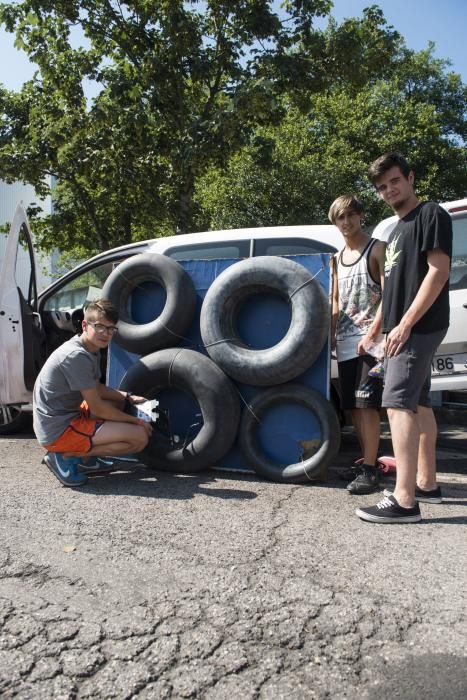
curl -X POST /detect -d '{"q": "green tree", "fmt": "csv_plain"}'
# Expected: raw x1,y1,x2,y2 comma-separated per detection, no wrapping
0,0,333,254
196,9,467,230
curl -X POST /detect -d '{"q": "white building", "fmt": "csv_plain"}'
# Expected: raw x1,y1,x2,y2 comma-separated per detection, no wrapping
0,179,56,293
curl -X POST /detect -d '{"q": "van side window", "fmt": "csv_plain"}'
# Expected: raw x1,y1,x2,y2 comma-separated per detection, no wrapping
43,261,115,311
450,214,467,290
254,237,337,256
166,240,250,261
13,224,37,307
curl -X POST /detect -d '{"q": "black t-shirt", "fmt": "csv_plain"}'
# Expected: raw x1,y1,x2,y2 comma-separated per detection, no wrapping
382,201,452,334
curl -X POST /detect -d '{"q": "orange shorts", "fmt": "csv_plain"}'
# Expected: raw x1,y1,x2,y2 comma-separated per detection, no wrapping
44,402,105,455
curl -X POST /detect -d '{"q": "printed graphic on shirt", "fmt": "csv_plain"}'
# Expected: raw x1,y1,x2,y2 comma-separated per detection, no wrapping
336,272,381,342
384,232,401,277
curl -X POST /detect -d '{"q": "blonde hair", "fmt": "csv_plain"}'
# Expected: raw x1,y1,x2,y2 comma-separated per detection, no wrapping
328,195,364,224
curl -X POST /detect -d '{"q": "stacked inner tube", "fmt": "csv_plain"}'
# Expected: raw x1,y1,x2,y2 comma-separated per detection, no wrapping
200,256,329,386
119,348,240,473
102,252,196,355
238,384,341,483
104,252,340,481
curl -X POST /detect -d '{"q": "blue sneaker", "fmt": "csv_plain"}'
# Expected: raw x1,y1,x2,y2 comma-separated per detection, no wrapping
77,457,115,474
43,453,88,487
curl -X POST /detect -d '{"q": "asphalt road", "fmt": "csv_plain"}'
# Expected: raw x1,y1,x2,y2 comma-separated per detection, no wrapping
0,424,466,699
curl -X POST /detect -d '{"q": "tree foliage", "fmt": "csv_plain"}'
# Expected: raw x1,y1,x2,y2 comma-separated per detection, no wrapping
196,9,467,230
0,0,333,253
0,2,466,255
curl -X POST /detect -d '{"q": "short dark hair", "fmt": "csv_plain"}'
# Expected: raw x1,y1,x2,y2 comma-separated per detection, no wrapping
368,152,412,184
328,195,364,224
84,299,119,324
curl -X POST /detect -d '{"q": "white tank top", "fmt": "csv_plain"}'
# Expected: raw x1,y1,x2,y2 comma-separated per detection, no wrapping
336,239,382,362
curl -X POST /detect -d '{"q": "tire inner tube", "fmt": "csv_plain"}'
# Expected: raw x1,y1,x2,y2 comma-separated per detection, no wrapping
238,383,341,483
119,348,240,473
200,256,329,386
102,252,196,355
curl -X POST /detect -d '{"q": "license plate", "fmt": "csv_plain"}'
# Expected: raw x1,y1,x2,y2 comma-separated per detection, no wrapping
431,353,467,375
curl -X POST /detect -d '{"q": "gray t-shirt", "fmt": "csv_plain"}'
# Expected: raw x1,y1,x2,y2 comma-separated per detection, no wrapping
33,335,101,446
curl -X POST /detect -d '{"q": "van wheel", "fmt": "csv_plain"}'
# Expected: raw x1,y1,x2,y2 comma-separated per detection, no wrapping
200,256,329,386
0,404,30,435
238,384,341,483
119,348,240,472
102,253,196,355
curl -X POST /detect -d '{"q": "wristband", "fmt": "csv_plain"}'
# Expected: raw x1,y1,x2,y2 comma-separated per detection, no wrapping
123,392,133,412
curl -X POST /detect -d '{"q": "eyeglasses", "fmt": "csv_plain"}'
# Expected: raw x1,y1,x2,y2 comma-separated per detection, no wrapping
87,321,118,336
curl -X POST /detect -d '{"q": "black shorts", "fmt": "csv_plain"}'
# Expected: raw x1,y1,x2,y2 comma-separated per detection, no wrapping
338,355,383,410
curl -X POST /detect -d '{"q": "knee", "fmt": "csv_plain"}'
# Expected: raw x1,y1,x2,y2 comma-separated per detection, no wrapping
135,428,149,452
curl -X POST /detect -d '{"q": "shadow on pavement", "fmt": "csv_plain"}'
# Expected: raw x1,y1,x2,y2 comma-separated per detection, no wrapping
82,466,259,501
366,652,467,700
438,499,467,505
420,516,467,525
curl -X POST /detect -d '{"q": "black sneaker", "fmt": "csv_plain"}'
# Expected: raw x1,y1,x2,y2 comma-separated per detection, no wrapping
383,485,442,504
356,495,421,523
347,464,380,495
337,464,361,481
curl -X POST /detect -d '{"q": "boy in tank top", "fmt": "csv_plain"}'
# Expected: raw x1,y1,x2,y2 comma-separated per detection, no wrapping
329,195,386,494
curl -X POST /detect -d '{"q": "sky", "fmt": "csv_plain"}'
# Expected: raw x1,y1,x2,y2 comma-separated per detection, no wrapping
0,1,466,91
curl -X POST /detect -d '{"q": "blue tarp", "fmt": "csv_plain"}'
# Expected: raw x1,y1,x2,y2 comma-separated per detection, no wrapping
107,254,332,471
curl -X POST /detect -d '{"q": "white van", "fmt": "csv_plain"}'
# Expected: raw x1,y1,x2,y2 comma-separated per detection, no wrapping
2,199,466,434
0,205,341,433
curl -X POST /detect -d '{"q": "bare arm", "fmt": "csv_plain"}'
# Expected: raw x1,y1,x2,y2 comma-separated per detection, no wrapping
357,304,383,355
330,254,339,352
81,384,144,426
357,240,386,355
385,248,450,357
372,240,386,291
96,383,127,405
97,383,147,405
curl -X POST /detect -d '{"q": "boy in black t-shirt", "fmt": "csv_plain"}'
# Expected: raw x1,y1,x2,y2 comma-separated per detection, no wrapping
355,153,452,524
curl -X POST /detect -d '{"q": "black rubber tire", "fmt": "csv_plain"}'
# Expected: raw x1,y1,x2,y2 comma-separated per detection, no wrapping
238,383,341,483
199,256,329,386
102,252,196,354
119,348,240,473
0,404,30,435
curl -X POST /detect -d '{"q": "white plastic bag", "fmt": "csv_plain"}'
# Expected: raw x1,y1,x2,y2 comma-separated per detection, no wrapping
134,399,159,423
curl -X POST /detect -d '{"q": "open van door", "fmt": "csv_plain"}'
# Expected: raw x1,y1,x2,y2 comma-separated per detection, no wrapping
0,204,46,410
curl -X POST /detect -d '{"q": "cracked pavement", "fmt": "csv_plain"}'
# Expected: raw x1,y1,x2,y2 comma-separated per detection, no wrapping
0,427,466,699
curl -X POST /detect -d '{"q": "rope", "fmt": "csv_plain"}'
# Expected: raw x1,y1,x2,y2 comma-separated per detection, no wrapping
203,338,237,348
167,347,186,387
288,266,324,300
232,385,260,423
